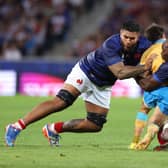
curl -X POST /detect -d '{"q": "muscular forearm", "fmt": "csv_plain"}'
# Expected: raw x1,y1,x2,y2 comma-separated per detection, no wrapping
117,65,146,80
135,76,161,91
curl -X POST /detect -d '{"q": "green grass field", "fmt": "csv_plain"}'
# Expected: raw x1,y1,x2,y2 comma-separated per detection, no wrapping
0,95,168,168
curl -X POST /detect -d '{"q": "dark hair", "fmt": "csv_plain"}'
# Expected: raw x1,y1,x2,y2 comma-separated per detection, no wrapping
121,20,141,32
145,23,164,43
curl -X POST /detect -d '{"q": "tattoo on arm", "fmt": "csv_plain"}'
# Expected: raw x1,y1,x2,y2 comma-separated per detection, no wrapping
109,62,146,80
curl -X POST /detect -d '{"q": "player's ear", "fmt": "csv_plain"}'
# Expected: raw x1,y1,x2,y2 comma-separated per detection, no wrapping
163,33,166,39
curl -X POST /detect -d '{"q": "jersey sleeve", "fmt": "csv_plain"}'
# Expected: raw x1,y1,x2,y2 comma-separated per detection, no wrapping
153,62,168,82
101,37,122,66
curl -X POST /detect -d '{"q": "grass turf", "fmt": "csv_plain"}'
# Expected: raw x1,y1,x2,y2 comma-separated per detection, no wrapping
0,95,168,168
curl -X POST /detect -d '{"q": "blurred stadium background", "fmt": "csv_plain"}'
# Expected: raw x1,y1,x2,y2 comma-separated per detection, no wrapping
0,0,167,98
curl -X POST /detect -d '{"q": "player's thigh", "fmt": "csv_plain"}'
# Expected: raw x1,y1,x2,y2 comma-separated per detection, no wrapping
143,91,158,109
85,101,108,114
64,63,89,93
62,83,81,97
82,84,111,110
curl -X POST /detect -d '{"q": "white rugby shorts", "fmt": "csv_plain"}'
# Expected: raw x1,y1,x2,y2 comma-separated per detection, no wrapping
65,63,111,109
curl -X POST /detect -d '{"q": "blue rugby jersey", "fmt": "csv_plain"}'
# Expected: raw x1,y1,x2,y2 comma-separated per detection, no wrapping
153,62,168,83
79,34,151,87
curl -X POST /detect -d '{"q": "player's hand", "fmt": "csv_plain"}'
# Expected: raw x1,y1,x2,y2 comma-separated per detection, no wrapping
144,58,152,71
144,53,157,71
135,140,149,150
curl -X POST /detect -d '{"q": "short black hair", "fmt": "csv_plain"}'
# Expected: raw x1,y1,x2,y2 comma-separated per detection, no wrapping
145,23,164,43
121,20,141,32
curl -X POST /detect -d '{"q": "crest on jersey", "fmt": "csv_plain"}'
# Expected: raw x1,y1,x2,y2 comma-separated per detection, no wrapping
76,79,83,85
134,53,141,59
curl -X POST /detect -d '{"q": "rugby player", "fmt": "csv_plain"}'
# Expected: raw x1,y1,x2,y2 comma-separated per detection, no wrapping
5,20,151,147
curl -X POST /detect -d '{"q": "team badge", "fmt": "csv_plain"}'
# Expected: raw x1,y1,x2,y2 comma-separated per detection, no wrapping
76,79,83,85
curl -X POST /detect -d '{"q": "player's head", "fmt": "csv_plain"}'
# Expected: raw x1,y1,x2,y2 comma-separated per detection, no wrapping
120,20,141,51
145,23,165,43
161,39,168,62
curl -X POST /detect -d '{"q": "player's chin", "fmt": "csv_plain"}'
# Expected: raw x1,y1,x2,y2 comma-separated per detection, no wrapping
124,46,133,51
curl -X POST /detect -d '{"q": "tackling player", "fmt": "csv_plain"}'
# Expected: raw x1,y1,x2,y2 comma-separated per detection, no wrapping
129,23,166,149
5,20,151,147
130,37,168,150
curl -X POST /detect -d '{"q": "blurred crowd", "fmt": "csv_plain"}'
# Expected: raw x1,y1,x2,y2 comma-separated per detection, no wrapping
67,0,168,58
1,0,168,61
0,0,99,60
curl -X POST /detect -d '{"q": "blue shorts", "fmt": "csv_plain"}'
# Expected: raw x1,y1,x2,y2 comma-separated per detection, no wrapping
143,87,168,115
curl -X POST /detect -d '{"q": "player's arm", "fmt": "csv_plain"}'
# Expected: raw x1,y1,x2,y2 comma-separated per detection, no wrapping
135,75,162,91
108,62,149,80
103,38,151,79
135,62,168,91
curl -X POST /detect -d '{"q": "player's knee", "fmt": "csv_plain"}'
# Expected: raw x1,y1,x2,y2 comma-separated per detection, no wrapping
87,112,107,131
56,89,77,107
161,123,168,140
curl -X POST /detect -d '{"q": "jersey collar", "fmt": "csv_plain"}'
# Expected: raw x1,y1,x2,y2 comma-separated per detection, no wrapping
154,38,166,44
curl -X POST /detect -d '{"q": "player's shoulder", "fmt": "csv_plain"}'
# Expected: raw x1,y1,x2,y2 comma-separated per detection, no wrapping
103,34,121,49
138,36,152,48
147,43,162,53
151,43,162,49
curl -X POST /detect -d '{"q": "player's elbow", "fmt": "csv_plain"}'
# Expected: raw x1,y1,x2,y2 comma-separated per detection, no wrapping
117,75,127,80
116,72,130,80
141,85,153,91
141,84,159,92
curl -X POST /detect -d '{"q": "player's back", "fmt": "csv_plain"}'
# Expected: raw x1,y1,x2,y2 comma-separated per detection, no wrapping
140,40,166,73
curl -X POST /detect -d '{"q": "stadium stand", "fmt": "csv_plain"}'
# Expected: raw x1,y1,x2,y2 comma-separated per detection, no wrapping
0,0,168,61
66,0,168,59
0,0,101,60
